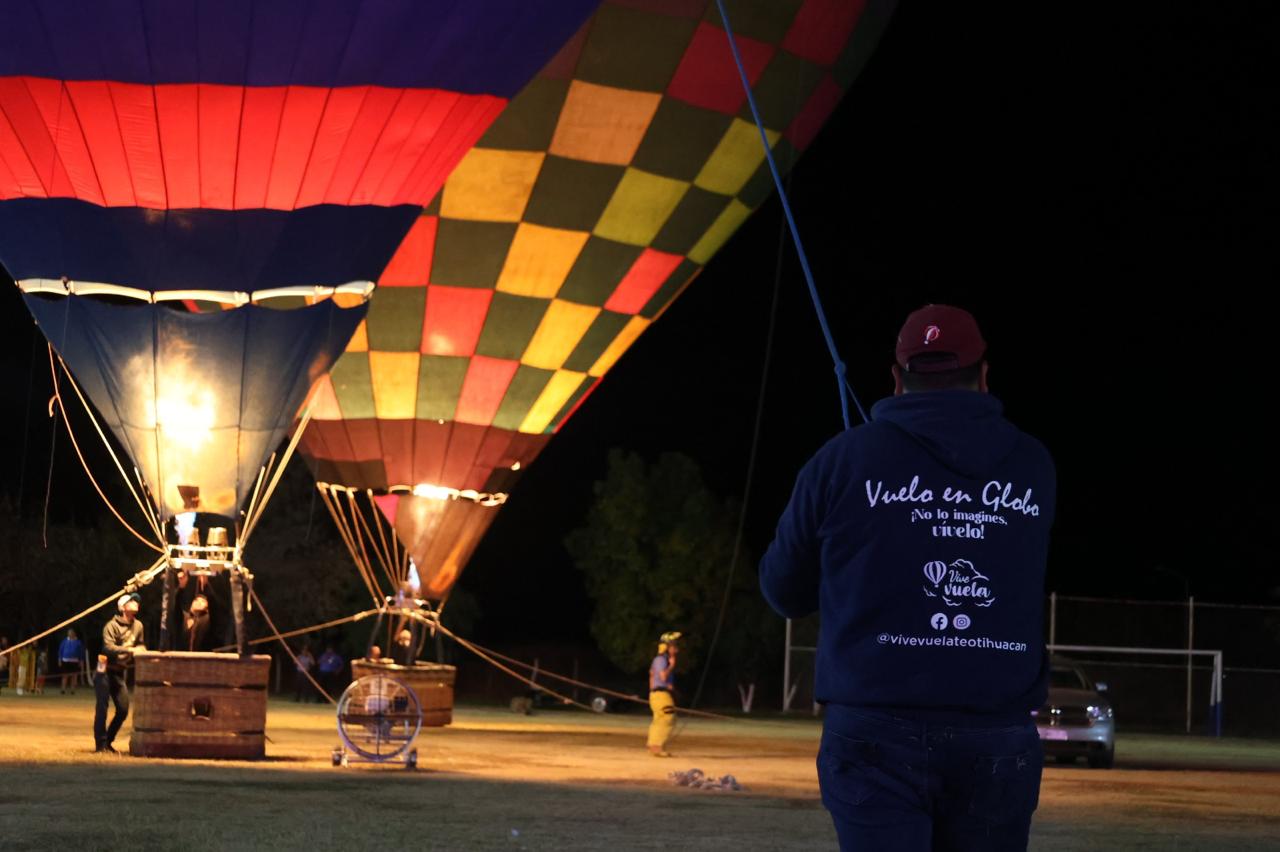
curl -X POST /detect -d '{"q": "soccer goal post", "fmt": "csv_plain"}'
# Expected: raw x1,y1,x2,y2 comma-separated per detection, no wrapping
1048,644,1223,737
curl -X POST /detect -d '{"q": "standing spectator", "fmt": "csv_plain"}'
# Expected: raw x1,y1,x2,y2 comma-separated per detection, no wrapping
0,636,10,695
294,646,317,703
58,629,85,694
13,645,36,694
317,645,345,699
35,647,48,694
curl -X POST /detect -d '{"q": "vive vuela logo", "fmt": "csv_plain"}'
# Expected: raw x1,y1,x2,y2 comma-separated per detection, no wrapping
922,559,996,608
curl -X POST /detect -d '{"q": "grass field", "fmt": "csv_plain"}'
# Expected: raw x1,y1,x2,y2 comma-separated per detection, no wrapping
2,692,1278,850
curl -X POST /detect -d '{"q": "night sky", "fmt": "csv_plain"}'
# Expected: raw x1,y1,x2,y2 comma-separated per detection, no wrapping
2,3,1276,643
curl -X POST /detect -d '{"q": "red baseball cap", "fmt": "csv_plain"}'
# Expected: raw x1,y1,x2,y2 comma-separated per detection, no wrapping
895,305,986,373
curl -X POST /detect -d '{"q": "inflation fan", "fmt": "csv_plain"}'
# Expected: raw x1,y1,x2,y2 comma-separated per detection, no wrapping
333,674,422,769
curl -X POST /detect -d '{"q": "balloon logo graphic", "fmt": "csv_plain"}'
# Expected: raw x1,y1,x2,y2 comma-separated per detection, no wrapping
923,561,948,586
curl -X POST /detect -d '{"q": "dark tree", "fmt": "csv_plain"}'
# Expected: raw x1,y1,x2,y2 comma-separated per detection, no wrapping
566,449,782,699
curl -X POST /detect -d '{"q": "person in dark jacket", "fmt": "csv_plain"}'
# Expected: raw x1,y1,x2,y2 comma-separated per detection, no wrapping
760,305,1056,852
95,593,146,753
391,629,415,667
182,594,211,651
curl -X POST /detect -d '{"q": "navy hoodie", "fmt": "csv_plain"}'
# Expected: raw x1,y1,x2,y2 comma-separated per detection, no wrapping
760,391,1056,722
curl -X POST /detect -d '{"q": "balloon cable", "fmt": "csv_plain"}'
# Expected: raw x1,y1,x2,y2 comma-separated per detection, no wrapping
682,202,787,724
240,456,273,549
211,607,380,653
319,486,383,606
239,402,314,546
714,0,868,430
427,618,601,714
247,586,337,705
0,556,167,659
344,489,392,599
366,489,402,587
47,347,166,551
348,490,396,585
435,628,742,722
317,485,385,608
41,388,57,550
210,607,798,728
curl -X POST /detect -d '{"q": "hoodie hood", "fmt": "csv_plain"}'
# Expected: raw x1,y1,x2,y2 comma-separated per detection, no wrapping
870,391,1021,479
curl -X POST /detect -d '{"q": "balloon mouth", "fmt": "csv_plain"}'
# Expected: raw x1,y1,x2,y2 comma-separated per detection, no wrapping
17,277,374,308
407,482,508,507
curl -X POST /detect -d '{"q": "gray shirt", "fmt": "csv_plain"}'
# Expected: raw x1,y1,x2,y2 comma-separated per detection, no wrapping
102,614,144,670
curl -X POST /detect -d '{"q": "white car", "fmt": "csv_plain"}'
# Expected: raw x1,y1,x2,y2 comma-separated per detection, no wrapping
1033,656,1115,768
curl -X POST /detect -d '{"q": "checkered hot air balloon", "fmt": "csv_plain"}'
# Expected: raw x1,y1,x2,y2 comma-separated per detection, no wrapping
299,0,898,603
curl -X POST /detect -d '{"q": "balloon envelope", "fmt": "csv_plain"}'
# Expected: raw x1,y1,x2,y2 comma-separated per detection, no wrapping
0,0,599,524
299,0,897,597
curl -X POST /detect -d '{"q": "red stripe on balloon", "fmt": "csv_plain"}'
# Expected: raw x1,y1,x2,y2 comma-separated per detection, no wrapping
0,77,505,210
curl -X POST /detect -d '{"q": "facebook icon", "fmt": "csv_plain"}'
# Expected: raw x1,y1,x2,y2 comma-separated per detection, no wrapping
931,613,949,630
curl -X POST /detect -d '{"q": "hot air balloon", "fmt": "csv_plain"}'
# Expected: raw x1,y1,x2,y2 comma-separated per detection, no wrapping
300,0,897,614
0,0,598,757
924,562,948,587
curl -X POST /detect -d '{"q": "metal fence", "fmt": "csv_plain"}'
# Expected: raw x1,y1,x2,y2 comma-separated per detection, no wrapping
783,597,1280,737
1049,595,1280,737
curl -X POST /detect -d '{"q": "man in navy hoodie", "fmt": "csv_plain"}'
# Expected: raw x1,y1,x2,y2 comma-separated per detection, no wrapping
761,305,1055,851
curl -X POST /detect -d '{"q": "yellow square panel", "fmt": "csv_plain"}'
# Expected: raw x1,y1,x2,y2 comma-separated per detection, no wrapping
495,223,591,298
330,291,367,309
346,319,369,352
593,168,689,246
368,351,420,419
520,370,588,434
688,198,752,265
589,315,650,377
522,299,601,370
549,80,662,166
440,148,545,222
694,119,781,197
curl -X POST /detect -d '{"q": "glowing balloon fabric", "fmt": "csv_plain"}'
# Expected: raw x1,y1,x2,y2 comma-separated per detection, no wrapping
302,0,897,600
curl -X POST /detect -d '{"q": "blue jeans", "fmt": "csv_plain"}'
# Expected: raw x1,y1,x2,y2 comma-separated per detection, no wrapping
94,671,130,748
818,706,1041,851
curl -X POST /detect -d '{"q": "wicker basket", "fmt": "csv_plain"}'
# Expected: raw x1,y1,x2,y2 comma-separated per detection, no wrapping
350,660,455,727
129,651,271,759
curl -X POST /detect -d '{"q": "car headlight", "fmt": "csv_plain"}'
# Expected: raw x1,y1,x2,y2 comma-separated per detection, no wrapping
1087,704,1113,723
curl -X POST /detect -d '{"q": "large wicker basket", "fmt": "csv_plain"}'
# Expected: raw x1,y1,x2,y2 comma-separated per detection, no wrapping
350,660,455,727
129,651,271,759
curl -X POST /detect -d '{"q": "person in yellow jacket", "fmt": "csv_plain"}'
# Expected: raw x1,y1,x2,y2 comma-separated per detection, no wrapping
647,631,681,756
